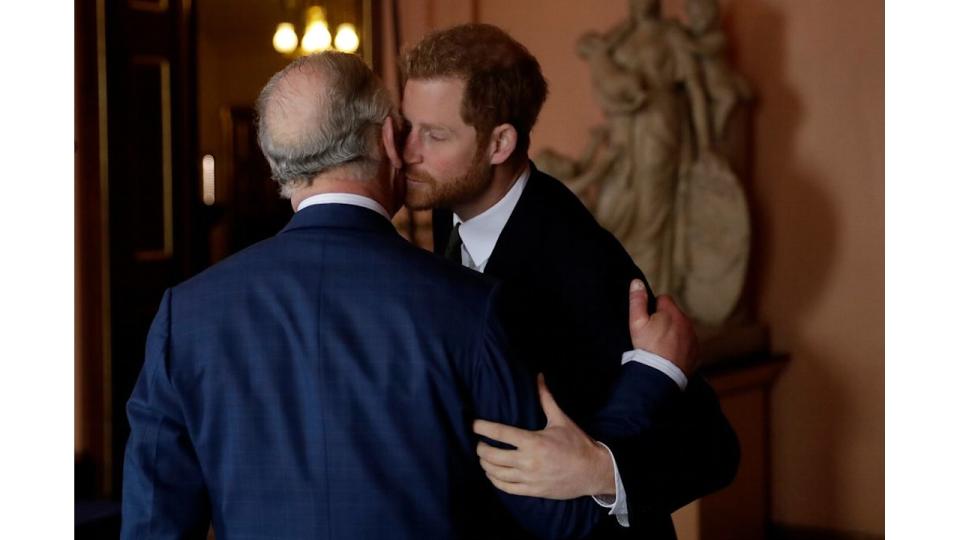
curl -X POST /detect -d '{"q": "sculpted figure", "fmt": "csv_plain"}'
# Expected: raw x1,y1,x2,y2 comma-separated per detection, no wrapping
684,0,753,142
568,0,713,297
538,0,753,326
538,125,619,210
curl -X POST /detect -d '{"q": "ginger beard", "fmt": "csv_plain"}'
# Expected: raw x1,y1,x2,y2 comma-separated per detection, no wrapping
403,140,492,211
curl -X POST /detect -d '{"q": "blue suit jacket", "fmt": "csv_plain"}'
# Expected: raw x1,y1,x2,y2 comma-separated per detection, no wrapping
121,204,619,540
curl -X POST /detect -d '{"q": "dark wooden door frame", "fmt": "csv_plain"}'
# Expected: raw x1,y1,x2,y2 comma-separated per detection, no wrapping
76,0,203,498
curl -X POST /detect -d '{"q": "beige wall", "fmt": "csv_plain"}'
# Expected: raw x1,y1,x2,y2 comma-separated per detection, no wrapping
727,1,885,534
398,0,884,535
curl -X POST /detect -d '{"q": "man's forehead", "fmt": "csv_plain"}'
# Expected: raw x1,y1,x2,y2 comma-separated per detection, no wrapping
402,77,467,102
403,75,465,89
401,77,466,124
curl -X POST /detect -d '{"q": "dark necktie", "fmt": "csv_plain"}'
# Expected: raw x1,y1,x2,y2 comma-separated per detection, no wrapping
444,223,463,264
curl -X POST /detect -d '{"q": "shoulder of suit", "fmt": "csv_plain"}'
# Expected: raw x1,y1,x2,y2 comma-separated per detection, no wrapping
520,167,641,280
377,237,500,305
527,168,603,227
174,234,280,293
524,168,621,249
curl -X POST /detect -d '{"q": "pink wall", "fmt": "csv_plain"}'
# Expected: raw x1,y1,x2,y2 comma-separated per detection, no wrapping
397,0,884,535
725,1,885,534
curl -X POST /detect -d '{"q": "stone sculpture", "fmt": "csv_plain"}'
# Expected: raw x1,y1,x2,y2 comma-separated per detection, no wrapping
538,0,753,326
686,0,753,142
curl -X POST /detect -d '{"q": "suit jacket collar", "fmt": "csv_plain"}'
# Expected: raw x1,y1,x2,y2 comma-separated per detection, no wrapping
281,203,399,237
484,163,551,276
432,162,550,276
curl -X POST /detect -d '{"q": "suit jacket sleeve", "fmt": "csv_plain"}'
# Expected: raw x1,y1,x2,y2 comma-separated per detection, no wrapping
547,237,740,526
567,254,740,519
121,289,211,540
593,368,740,517
465,284,605,540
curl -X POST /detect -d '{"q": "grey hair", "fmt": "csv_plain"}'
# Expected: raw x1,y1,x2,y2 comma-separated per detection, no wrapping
255,52,393,198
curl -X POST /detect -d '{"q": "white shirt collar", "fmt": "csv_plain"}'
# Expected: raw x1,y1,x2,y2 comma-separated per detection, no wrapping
453,164,530,272
296,192,390,221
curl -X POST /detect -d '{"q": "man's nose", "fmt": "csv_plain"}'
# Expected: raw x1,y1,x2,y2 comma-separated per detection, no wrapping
402,131,421,165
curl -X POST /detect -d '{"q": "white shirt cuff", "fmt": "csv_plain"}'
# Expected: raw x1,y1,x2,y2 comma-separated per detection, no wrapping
591,442,630,527
621,349,688,390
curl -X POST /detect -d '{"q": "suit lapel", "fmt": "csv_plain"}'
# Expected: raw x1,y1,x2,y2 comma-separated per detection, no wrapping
484,166,548,277
430,164,550,274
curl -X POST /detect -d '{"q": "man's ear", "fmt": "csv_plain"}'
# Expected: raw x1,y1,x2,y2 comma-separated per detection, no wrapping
486,123,518,166
381,115,403,169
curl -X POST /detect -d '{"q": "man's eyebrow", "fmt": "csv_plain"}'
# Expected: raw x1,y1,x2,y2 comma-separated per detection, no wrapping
401,116,449,131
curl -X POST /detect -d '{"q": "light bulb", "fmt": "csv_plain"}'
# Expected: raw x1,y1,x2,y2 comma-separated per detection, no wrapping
301,20,332,53
201,155,216,205
272,22,298,54
334,23,360,53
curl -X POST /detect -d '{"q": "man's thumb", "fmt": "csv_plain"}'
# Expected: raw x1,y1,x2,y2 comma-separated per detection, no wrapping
629,279,651,349
537,373,566,426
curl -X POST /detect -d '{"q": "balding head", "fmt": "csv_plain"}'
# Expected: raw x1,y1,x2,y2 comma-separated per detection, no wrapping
256,52,393,198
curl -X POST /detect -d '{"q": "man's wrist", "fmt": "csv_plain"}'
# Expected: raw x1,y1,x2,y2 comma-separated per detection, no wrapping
590,440,616,497
622,349,688,390
590,441,630,526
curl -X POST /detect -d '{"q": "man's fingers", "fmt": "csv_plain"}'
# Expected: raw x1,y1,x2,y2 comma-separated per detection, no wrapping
486,473,534,497
629,279,651,348
655,294,680,314
653,295,685,332
652,293,700,375
476,441,522,467
473,419,534,448
479,458,526,483
537,374,567,427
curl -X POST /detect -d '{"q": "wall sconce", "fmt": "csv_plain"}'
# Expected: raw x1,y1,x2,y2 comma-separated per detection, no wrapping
273,4,360,56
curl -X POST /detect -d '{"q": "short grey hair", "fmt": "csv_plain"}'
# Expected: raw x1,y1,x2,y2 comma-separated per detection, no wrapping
256,52,393,198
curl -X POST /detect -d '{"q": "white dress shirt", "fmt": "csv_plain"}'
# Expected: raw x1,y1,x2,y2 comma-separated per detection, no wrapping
297,192,391,219
451,164,688,527
452,166,530,272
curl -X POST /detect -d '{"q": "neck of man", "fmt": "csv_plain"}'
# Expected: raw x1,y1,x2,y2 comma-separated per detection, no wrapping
289,166,396,215
452,157,527,222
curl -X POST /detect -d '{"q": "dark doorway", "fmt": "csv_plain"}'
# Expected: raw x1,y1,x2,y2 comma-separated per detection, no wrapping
103,0,206,497
75,0,206,505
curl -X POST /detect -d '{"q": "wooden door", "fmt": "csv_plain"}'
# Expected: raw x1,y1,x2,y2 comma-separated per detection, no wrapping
103,0,203,495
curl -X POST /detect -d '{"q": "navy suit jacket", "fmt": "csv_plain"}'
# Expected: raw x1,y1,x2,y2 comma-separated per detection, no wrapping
121,204,617,540
433,165,740,539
